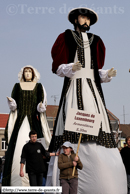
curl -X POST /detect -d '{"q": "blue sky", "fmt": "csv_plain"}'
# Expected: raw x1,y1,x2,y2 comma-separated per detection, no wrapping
0,0,130,124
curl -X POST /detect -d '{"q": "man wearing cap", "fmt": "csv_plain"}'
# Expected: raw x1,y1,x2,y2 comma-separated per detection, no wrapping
47,7,127,194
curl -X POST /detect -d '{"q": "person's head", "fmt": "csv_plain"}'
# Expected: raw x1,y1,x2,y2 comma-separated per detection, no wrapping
68,7,98,32
62,141,73,156
29,130,37,143
23,67,35,82
126,136,130,147
123,143,127,147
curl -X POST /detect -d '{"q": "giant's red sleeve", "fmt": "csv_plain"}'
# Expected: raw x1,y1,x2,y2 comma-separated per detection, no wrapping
51,33,69,73
96,38,106,69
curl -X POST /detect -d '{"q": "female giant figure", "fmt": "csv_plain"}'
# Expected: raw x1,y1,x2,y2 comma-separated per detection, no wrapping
3,65,51,186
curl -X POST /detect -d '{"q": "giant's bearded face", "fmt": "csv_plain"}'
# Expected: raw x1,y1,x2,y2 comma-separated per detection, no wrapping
75,15,90,31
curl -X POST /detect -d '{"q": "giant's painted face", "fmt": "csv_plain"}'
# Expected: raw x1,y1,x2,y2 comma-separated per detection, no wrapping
78,15,90,26
23,68,32,81
75,15,90,31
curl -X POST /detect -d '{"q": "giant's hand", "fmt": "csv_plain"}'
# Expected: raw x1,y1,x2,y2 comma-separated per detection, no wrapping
108,68,117,78
7,96,13,102
72,61,82,71
6,97,17,111
39,101,43,108
37,101,46,113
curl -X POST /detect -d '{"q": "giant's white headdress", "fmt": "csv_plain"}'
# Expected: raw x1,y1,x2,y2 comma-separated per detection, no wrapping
18,65,40,82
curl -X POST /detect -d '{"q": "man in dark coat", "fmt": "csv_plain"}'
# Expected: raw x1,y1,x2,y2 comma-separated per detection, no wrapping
121,136,130,194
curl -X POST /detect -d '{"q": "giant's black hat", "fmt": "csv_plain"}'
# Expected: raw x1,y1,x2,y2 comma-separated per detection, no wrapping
68,7,98,26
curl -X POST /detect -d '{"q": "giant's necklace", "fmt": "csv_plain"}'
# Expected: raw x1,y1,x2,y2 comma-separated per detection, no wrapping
71,30,94,48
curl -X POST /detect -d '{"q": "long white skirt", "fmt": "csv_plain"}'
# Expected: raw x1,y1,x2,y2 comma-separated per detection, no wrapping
46,71,127,192
10,116,30,186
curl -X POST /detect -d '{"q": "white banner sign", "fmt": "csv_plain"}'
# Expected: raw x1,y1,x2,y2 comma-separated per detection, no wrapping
65,108,102,136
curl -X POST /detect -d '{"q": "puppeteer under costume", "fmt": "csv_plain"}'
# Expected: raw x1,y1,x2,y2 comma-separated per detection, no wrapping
3,65,51,186
46,8,127,194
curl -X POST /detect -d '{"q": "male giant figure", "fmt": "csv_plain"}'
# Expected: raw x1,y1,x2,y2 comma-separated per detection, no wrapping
47,7,127,194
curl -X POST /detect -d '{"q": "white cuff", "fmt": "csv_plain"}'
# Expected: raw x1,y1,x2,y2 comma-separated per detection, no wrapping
37,103,46,113
99,69,112,83
7,98,17,111
56,63,76,78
